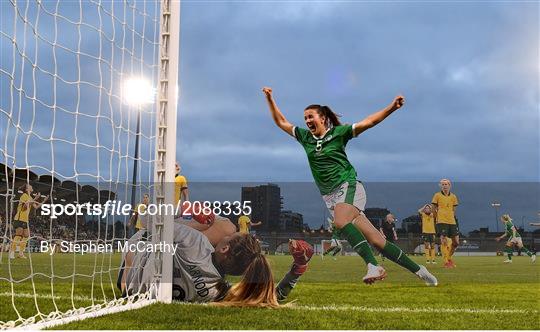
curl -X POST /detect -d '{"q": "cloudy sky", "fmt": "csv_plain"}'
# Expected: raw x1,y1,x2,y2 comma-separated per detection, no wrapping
177,1,539,182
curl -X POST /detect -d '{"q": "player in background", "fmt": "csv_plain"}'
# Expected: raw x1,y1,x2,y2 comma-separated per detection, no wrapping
174,162,191,221
323,218,343,259
9,184,48,259
175,162,189,205
238,214,262,235
379,214,398,261
380,214,398,242
129,194,150,233
418,204,437,264
432,179,459,268
122,193,151,289
496,214,536,263
262,86,437,286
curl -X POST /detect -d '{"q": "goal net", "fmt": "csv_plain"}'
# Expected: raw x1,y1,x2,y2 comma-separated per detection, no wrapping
0,0,178,328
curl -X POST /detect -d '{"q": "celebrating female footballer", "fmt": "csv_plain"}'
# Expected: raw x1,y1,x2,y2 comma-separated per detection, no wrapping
261,86,437,286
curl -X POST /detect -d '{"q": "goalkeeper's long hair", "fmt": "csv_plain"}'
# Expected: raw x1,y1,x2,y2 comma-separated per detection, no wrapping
216,234,279,308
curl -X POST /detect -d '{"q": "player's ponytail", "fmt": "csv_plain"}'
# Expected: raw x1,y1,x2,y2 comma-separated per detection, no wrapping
220,253,278,307
305,104,341,128
216,234,278,307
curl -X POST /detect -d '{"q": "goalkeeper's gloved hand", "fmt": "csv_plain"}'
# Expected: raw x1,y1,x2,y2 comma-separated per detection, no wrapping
181,201,215,225
289,239,314,275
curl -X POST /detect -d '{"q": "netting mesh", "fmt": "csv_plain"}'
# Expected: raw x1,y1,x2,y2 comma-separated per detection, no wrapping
0,0,162,328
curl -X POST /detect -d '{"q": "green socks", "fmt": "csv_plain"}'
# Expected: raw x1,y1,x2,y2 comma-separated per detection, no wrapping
506,247,533,258
381,241,421,273
505,247,513,260
338,223,423,274
339,223,378,266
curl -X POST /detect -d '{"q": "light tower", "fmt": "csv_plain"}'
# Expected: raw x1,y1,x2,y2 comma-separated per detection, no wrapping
491,202,501,232
123,77,155,234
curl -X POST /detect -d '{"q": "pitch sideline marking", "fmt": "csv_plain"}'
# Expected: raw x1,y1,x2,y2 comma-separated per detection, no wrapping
173,302,537,315
289,304,537,314
1,292,536,315
0,292,100,302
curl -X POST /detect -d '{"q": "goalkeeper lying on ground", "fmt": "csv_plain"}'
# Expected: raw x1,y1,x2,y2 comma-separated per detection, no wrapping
117,208,313,307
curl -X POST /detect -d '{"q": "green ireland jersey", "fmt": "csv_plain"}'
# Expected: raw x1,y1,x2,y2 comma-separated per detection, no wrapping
294,125,357,195
505,221,520,238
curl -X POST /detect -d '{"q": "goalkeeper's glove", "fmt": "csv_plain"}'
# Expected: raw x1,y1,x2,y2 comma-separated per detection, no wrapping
288,239,314,275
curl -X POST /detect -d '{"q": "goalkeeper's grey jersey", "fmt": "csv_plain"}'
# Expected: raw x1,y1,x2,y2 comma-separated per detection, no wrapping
124,223,227,303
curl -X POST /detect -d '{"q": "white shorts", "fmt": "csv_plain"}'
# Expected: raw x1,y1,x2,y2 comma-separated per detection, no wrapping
322,180,367,218
508,237,523,246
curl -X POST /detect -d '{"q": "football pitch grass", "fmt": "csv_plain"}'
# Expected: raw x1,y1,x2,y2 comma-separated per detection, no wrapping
1,253,539,330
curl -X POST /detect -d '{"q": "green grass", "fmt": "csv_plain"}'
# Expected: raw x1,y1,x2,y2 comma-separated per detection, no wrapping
1,253,539,329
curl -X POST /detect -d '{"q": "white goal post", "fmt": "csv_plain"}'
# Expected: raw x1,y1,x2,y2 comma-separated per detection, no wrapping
152,0,179,305
0,0,179,328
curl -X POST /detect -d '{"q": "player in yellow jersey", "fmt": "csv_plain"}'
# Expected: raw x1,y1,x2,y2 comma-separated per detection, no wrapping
238,214,262,235
9,184,48,259
175,162,190,219
418,204,436,264
431,179,459,268
130,194,150,232
175,162,189,204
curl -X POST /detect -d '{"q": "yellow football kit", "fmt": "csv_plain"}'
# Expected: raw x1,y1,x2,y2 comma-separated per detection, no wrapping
174,175,188,205
431,191,458,225
135,203,146,230
15,193,31,222
238,215,251,234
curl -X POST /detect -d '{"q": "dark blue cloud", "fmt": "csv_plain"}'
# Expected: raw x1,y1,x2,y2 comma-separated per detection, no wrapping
177,2,539,182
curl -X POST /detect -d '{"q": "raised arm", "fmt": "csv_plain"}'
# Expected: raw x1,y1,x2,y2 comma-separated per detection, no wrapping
353,95,405,136
262,87,294,136
31,193,48,209
35,197,48,210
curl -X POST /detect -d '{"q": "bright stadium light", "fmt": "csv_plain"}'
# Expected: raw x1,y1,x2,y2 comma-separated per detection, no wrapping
123,77,155,106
